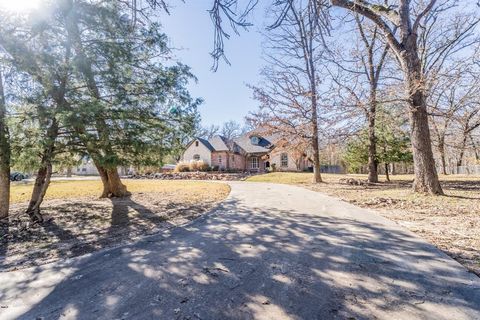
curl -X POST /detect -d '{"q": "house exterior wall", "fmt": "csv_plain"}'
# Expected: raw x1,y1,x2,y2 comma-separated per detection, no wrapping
211,151,230,170
210,152,247,171
182,140,212,165
269,149,307,171
229,153,246,170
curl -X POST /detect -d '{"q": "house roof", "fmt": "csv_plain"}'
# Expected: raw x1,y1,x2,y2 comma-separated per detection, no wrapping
196,137,215,151
233,134,273,154
208,135,230,151
187,132,277,154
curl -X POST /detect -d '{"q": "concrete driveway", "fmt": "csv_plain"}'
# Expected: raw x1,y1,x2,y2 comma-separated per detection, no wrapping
1,182,479,319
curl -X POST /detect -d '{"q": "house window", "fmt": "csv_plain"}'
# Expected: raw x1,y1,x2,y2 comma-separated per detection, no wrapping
281,153,288,167
250,136,260,145
193,154,200,161
231,155,235,163
195,141,199,147
250,157,259,169
218,155,222,164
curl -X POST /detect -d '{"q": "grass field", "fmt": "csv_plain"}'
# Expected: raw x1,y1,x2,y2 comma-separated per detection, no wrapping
3,179,230,270
10,179,230,204
247,172,480,276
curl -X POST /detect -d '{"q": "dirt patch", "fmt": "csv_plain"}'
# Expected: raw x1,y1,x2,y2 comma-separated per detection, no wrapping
306,177,480,277
1,184,230,271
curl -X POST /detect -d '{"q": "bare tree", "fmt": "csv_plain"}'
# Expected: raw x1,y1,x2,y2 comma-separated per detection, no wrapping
428,65,480,173
250,1,329,183
220,120,245,140
197,124,220,139
328,16,391,183
329,0,480,194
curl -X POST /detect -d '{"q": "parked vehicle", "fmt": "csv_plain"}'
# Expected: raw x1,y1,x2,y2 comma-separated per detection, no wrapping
10,172,28,181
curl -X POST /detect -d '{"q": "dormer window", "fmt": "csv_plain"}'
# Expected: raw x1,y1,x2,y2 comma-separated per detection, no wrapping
250,136,260,145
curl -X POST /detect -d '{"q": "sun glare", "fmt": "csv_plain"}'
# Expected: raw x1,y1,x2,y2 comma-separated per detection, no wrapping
0,0,41,12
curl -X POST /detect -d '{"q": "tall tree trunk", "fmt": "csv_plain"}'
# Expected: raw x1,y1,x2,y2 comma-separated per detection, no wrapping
438,137,447,175
66,167,72,177
385,163,390,182
26,119,59,222
367,92,379,183
0,70,9,219
456,130,469,167
95,162,129,198
404,51,443,194
26,162,53,223
311,100,322,183
471,134,479,161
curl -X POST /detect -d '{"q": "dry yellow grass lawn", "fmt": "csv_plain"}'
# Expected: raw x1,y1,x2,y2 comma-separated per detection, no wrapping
10,179,230,204
247,172,480,276
3,180,230,270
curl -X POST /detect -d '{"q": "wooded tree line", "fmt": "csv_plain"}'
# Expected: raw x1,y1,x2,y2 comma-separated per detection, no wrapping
243,0,479,194
0,1,200,220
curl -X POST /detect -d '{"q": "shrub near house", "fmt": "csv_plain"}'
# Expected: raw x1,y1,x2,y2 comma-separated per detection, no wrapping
181,132,312,172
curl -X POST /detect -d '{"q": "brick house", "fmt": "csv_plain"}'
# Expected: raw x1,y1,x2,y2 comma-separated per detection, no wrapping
182,133,312,172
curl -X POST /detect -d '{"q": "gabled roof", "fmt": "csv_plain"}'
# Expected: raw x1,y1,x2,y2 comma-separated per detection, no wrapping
233,134,273,154
193,137,215,151
186,132,278,154
208,135,230,151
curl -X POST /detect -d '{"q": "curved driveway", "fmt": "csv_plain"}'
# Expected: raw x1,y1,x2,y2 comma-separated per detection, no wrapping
1,182,479,319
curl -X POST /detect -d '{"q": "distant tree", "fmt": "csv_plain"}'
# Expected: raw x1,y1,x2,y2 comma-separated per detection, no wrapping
203,0,480,195
344,108,413,181
249,0,329,183
329,17,391,184
220,120,247,140
197,124,220,140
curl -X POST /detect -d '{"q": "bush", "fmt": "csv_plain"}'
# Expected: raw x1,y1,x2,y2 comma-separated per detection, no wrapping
175,161,190,172
189,160,199,171
197,160,210,172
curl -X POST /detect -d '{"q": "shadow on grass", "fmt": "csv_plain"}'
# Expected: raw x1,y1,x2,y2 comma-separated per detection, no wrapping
0,196,201,270
2,189,479,320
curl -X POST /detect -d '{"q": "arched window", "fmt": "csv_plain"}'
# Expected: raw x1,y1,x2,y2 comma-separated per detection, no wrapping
193,154,200,161
281,153,288,167
195,141,199,147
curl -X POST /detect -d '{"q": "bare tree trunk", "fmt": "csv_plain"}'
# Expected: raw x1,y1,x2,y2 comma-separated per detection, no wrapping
66,167,72,177
405,55,443,194
456,130,469,167
437,137,447,175
311,109,323,183
385,163,390,182
0,70,9,219
95,163,129,198
471,134,479,161
26,162,53,222
25,118,59,222
367,97,378,183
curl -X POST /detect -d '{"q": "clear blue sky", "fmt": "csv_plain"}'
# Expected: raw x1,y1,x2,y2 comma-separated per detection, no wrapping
160,2,266,127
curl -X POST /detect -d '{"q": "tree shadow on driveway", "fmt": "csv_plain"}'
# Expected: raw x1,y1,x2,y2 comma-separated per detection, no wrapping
2,193,480,320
